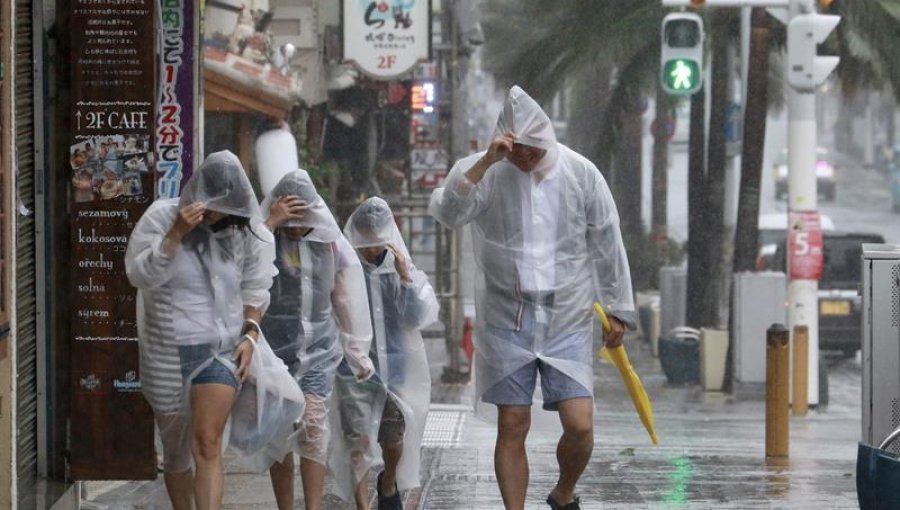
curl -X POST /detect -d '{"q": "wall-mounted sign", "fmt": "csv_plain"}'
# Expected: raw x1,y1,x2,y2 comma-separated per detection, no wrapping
411,81,435,113
156,0,200,198
343,0,431,79
68,0,157,480
788,211,824,281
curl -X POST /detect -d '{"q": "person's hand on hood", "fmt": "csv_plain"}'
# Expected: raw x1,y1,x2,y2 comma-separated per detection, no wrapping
264,195,308,230
482,133,516,166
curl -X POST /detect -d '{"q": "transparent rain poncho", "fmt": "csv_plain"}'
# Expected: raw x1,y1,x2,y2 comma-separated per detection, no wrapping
126,151,303,473
327,197,438,501
429,86,636,416
260,170,375,466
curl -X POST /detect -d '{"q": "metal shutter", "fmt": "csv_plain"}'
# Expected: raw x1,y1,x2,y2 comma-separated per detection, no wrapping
15,0,38,503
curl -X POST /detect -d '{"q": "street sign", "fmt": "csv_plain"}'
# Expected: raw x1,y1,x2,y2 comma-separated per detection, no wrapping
788,211,824,280
661,13,705,95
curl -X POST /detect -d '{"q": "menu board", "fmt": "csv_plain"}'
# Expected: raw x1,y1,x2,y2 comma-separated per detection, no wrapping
69,0,157,480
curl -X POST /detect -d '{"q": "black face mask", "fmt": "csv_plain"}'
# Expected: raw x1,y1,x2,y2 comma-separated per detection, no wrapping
210,214,249,232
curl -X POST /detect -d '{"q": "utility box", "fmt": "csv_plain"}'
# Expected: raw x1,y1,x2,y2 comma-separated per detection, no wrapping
659,266,687,339
733,272,787,397
700,328,729,392
269,3,318,51
861,244,900,454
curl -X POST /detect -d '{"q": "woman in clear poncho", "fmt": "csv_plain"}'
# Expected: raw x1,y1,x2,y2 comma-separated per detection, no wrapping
329,197,438,510
429,86,636,510
259,170,375,510
126,151,302,510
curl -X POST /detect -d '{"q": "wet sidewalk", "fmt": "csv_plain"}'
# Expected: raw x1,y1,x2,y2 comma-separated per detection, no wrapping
83,333,862,509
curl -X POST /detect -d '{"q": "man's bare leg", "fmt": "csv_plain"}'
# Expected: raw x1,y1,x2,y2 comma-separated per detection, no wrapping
300,457,327,510
548,397,594,506
495,405,532,510
269,453,294,510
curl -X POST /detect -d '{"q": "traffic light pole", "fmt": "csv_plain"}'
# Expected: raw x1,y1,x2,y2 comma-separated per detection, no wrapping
662,0,838,406
786,0,820,406
787,83,820,405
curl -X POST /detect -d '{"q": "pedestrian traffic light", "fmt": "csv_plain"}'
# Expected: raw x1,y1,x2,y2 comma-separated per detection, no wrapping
786,13,840,92
661,13,704,96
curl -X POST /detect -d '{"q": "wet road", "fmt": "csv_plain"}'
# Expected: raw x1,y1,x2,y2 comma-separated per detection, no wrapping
84,333,863,509
653,110,899,244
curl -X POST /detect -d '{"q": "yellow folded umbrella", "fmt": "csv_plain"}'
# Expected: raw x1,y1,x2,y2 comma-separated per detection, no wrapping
595,302,659,445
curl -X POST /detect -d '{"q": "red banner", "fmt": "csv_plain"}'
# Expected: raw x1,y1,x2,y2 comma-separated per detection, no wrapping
788,211,824,280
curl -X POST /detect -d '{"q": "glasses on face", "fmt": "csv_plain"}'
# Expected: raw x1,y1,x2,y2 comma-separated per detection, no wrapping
511,143,546,161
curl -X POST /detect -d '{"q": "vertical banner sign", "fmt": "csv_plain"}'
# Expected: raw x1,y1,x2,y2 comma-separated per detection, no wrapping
343,0,431,79
788,211,824,281
157,0,198,198
69,0,157,479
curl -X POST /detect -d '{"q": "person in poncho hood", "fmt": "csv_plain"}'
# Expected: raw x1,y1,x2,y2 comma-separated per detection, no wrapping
429,86,636,510
125,151,288,510
329,197,438,510
259,170,375,510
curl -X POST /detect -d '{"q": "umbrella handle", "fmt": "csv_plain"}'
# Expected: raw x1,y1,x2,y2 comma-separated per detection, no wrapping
879,425,900,450
593,302,611,333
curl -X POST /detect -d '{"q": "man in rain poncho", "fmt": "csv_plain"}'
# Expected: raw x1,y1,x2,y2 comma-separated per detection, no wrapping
429,86,636,510
260,170,375,510
126,151,297,509
330,197,438,510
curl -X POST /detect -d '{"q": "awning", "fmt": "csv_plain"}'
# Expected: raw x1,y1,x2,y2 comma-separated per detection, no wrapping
203,47,302,119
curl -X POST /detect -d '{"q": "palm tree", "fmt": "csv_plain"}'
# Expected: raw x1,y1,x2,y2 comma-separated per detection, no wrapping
481,0,671,279
484,0,680,288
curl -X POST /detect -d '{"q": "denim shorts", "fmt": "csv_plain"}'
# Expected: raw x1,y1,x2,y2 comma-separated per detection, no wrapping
178,344,239,389
481,303,592,411
270,341,334,398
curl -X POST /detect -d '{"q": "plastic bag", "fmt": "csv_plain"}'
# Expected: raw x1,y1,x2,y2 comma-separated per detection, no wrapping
229,334,306,472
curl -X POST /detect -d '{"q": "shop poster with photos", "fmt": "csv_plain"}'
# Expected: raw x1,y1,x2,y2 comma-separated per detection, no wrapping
70,134,153,202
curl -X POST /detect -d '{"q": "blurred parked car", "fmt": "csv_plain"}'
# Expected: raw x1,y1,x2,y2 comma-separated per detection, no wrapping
773,147,837,202
756,212,835,271
772,231,886,357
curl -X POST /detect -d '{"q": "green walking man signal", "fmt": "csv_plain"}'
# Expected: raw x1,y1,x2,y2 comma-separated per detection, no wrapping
665,59,700,91
661,13,705,95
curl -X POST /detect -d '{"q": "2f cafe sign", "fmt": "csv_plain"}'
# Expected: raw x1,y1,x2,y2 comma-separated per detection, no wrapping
343,0,431,79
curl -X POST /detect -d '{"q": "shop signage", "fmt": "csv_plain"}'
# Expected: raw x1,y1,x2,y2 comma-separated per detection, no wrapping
343,0,431,79
68,0,157,480
156,0,199,198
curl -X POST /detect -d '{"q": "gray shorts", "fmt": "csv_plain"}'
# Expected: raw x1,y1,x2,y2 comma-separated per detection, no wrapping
481,302,592,411
482,359,591,411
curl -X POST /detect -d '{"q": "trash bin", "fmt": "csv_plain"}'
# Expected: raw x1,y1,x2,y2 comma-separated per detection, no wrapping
658,327,701,385
857,426,900,510
700,329,728,392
